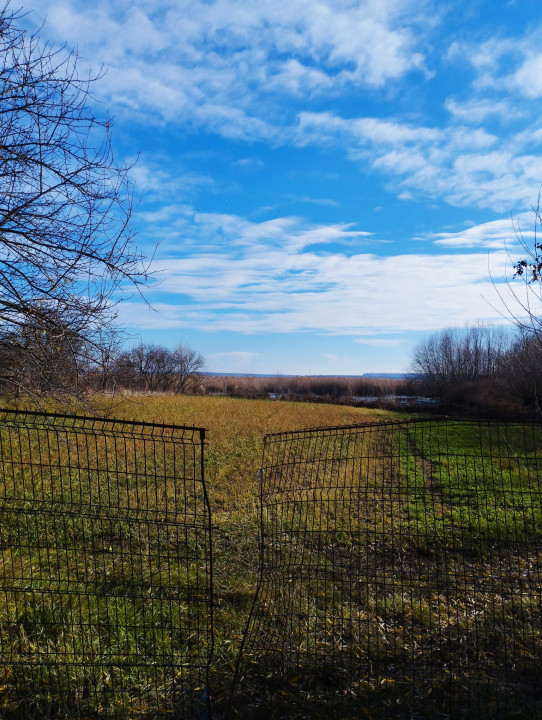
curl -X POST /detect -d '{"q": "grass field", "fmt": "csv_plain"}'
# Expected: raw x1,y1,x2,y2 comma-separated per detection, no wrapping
106,396,392,712
232,417,542,719
0,395,540,719
0,395,389,718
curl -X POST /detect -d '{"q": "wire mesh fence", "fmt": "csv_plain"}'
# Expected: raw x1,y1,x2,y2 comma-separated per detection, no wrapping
233,418,542,719
1,412,541,719
0,408,213,720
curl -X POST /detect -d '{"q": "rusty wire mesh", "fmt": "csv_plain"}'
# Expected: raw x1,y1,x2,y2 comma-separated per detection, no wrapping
0,408,213,719
233,419,542,719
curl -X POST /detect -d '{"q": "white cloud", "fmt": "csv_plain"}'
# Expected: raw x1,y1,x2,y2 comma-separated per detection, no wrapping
115,208,525,337
513,54,542,98
431,215,532,249
25,1,542,216
293,111,542,211
28,0,431,126
142,208,375,256
120,249,515,335
129,162,214,201
445,98,521,124
453,31,542,102
282,194,339,208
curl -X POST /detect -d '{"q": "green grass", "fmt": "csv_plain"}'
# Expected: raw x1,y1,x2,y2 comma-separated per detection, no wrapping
229,418,542,719
400,421,542,547
0,396,385,718
0,398,541,718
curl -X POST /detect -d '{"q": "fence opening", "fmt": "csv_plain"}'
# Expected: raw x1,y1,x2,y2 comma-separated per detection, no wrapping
0,409,213,720
234,419,542,719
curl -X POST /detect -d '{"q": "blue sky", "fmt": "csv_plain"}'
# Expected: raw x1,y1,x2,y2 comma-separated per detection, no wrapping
22,0,542,374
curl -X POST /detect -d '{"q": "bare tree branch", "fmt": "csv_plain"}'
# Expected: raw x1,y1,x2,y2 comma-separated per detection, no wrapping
0,2,150,400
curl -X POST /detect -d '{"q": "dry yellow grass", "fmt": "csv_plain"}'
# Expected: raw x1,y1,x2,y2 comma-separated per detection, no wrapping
101,394,393,516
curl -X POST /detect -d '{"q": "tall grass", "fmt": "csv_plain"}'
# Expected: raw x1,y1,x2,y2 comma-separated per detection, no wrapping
0,411,213,719
0,396,388,717
231,419,542,719
104,396,392,708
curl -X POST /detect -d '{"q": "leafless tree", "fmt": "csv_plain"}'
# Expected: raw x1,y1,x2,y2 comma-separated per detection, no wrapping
412,324,511,400
494,193,542,345
498,331,542,412
0,3,149,398
171,345,205,393
112,343,204,394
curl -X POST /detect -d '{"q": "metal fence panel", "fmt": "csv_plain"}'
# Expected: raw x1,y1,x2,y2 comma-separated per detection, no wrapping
0,409,213,720
234,419,542,719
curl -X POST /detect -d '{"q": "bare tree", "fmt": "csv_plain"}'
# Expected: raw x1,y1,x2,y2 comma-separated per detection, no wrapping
0,3,149,398
493,193,542,344
112,343,204,394
412,324,510,400
112,345,148,392
498,331,542,412
171,345,205,393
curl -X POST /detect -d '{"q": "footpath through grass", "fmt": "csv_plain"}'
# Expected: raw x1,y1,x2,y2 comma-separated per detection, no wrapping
231,418,542,719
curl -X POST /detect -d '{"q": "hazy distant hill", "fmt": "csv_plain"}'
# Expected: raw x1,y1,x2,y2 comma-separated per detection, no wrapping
205,371,417,379
363,373,417,379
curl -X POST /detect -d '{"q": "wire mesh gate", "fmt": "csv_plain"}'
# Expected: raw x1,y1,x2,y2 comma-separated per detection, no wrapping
0,409,213,720
233,419,542,719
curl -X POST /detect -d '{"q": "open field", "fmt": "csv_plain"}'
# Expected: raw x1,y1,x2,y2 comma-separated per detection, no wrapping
233,418,542,718
0,396,540,718
0,396,389,718
104,396,394,712
107,394,391,508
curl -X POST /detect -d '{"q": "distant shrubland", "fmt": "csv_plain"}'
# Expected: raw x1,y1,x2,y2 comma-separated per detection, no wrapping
202,373,421,407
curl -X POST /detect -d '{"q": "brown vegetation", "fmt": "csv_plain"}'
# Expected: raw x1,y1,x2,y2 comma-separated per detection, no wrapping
412,324,542,416
201,373,421,407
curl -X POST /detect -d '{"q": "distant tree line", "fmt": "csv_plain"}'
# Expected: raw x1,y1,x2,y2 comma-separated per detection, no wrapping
204,373,419,405
411,323,542,415
0,334,205,397
111,344,205,394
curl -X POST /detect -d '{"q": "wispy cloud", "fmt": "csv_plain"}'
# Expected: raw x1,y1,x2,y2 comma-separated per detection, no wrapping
143,209,375,255
454,32,542,99
445,98,522,124
26,1,542,216
118,249,514,335
282,194,339,208
115,208,522,336
129,162,215,203
293,111,542,211
429,216,531,249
